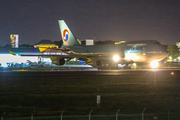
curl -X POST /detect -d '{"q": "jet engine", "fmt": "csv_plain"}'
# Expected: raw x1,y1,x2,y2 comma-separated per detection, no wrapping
96,60,103,67
91,60,103,68
58,58,65,65
51,56,66,65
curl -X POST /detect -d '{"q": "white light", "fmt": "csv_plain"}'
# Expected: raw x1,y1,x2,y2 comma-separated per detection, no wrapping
133,63,136,66
125,51,140,60
150,60,159,68
113,55,120,61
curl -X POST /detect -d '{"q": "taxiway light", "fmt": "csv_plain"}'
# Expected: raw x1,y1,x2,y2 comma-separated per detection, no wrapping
150,60,158,68
171,72,174,75
113,55,120,61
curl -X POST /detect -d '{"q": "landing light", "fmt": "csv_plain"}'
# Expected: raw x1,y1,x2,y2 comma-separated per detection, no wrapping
125,51,140,60
113,55,120,61
133,63,136,66
150,60,159,69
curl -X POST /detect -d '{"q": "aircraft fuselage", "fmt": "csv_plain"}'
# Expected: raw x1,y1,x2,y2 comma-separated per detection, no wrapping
63,40,168,64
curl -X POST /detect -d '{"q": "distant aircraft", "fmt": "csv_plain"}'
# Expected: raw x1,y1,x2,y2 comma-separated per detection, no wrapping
26,60,46,67
53,20,168,68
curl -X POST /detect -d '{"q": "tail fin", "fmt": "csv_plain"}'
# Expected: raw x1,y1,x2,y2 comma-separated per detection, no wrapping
58,20,80,46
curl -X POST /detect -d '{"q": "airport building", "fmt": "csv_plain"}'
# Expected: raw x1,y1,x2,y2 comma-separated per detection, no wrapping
80,39,94,45
34,40,59,52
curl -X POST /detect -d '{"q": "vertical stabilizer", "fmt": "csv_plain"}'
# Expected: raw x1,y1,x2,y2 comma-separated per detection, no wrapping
59,20,80,46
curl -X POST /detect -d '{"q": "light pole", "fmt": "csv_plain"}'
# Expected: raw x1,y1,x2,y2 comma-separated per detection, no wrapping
168,108,172,120
142,108,146,120
116,109,120,120
61,111,64,120
89,110,93,120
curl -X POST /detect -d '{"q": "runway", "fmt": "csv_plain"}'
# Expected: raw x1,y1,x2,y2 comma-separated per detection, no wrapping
0,69,180,117
0,68,179,77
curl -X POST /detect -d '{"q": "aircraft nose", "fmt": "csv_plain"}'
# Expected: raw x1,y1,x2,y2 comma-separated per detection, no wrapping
160,45,169,58
160,45,168,53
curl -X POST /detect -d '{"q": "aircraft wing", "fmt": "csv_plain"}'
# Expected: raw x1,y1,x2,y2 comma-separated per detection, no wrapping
10,48,71,57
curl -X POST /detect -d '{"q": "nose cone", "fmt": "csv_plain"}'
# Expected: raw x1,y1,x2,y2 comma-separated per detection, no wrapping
160,45,168,53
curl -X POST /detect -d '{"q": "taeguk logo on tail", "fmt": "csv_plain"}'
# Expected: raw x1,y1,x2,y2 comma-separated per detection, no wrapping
63,29,69,42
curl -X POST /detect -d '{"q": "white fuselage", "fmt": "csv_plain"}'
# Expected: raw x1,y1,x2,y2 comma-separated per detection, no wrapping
64,40,168,63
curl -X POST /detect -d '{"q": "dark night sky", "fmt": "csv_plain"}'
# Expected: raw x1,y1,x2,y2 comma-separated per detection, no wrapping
0,0,180,45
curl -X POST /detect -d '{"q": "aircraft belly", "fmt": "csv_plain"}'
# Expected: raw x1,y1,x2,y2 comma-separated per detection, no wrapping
145,53,168,63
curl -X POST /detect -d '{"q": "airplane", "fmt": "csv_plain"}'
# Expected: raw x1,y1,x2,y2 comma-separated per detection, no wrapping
26,60,47,67
13,20,168,69
51,20,168,68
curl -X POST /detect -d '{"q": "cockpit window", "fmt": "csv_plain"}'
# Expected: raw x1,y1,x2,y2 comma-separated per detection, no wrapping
153,41,160,45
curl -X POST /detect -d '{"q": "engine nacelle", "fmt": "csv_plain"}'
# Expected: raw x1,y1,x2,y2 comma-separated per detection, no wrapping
59,58,65,65
90,59,117,69
51,57,65,65
91,60,103,68
96,60,103,67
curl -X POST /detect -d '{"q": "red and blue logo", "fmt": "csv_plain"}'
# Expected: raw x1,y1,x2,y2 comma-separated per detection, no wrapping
63,29,69,42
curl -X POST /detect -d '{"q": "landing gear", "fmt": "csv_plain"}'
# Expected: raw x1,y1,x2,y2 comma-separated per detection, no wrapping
123,64,131,69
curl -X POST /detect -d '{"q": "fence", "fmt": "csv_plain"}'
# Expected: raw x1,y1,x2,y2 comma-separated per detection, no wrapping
2,112,180,120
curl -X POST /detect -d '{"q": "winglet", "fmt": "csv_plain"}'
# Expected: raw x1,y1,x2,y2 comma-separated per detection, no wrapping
9,51,16,56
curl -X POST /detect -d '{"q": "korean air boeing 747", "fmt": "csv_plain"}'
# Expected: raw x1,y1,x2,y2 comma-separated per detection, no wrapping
50,20,168,68
17,20,168,68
